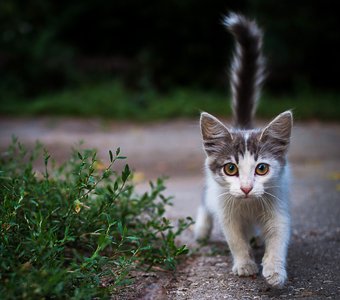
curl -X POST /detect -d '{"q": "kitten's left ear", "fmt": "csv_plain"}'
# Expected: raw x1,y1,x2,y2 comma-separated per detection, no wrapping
200,112,233,156
260,110,293,154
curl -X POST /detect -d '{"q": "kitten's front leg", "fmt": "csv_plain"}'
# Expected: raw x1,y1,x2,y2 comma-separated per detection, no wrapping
262,214,290,288
222,218,258,276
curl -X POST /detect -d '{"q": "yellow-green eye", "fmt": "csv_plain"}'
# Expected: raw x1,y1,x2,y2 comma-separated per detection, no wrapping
255,163,269,175
224,163,238,176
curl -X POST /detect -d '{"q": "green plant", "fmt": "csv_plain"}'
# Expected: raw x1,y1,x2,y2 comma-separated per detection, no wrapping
1,80,339,121
0,138,193,299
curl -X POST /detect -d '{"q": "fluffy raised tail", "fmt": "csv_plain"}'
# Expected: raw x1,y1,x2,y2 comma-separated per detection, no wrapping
224,13,266,129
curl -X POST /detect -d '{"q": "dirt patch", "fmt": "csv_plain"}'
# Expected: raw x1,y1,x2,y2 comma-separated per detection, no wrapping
112,232,340,299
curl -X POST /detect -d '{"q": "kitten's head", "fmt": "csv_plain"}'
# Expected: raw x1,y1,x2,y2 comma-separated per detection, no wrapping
200,111,292,198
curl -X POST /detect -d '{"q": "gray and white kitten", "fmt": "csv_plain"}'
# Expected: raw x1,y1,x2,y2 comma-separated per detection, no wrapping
195,13,293,288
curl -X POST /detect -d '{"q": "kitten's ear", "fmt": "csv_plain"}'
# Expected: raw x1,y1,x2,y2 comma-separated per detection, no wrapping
260,110,293,155
200,112,233,156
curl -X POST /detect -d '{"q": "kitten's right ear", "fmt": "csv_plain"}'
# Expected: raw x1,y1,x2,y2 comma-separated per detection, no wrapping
259,110,293,157
200,112,233,156
260,110,293,142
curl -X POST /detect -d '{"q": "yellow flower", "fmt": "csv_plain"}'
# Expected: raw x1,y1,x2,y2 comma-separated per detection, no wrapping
94,161,106,171
74,201,82,213
74,200,90,213
132,171,145,184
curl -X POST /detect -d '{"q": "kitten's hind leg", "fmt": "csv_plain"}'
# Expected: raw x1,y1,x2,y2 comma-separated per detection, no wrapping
194,204,213,241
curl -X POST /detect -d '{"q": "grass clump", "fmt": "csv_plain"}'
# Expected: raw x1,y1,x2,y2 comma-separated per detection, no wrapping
2,80,339,121
0,138,193,299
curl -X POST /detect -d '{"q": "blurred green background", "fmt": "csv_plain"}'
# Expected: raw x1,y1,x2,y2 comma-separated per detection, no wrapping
1,0,339,121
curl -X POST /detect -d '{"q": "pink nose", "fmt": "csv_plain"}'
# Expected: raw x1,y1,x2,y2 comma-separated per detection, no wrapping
241,186,253,195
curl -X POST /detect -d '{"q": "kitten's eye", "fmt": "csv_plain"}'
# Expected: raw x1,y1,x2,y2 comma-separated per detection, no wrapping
255,163,269,175
223,163,238,176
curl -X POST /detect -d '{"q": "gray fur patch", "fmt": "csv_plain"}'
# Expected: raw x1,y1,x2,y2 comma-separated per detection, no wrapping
201,112,292,174
246,131,261,160
205,127,291,175
247,130,288,165
206,131,247,174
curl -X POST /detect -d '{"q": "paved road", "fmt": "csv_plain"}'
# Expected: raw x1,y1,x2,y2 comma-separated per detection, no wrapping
1,117,340,299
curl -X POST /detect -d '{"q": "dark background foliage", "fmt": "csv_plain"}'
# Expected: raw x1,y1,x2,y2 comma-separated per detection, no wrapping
1,0,339,98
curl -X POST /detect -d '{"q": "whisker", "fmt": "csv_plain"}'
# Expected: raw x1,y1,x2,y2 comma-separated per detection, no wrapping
264,185,281,189
263,191,283,203
260,195,275,216
258,196,266,212
218,192,232,198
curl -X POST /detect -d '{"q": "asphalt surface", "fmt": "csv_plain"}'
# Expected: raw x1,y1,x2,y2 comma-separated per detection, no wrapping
1,117,339,299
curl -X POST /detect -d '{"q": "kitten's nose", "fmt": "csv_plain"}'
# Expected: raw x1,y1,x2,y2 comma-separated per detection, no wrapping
241,185,253,195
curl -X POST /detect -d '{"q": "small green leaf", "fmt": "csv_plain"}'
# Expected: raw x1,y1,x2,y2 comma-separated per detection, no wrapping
44,154,50,165
122,164,130,182
117,222,124,235
116,147,121,156
103,170,111,179
126,236,139,241
77,152,83,160
114,181,119,191
117,156,127,160
92,152,97,161
175,245,189,256
109,150,113,162
107,185,114,194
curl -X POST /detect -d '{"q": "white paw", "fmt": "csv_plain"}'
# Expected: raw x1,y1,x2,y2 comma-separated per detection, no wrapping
232,260,258,276
262,263,287,288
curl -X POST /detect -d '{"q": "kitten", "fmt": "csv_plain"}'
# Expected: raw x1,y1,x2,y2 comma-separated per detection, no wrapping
194,13,293,288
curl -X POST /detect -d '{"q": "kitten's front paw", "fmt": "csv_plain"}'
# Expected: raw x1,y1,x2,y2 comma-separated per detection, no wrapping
232,260,258,277
262,263,287,288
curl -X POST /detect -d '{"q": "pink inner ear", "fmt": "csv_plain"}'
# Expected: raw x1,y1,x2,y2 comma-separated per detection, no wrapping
200,112,233,141
260,111,292,142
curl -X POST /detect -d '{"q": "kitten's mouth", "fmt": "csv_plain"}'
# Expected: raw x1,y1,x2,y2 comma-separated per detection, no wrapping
239,193,259,200
235,194,251,200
